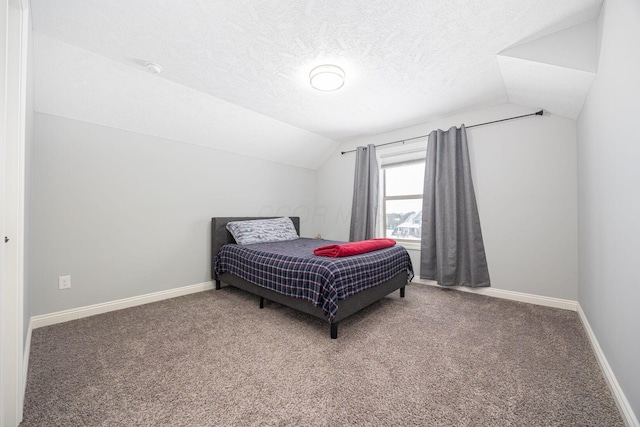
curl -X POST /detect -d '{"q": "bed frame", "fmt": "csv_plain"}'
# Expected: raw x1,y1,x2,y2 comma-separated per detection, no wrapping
211,217,407,339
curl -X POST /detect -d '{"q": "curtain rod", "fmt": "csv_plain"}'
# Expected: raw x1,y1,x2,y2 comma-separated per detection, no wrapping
340,109,544,155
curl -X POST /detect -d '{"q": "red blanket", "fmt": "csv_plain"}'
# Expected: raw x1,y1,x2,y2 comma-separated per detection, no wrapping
313,238,397,258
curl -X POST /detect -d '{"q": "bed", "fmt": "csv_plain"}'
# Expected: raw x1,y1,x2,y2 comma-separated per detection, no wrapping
211,216,414,338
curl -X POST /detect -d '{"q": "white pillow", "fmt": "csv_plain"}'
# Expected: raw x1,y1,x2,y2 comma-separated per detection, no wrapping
226,217,299,245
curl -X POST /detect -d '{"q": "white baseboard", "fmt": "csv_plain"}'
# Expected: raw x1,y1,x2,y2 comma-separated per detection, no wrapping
412,278,578,311
577,304,639,427
31,281,215,329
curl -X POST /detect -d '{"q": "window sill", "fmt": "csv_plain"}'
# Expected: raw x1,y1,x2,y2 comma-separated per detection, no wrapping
396,241,421,251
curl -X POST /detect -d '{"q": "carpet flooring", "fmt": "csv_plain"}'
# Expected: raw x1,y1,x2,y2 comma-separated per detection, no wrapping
21,284,624,426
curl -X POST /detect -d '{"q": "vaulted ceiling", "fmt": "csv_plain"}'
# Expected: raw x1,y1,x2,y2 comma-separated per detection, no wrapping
31,0,603,168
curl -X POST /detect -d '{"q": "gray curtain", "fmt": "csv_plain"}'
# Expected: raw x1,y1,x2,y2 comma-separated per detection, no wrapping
420,125,490,287
349,144,379,241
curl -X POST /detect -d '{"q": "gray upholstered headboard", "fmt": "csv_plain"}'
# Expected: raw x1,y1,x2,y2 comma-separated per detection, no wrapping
211,217,301,280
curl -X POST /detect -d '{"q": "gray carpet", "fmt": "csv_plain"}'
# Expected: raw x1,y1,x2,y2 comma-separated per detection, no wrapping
22,284,624,426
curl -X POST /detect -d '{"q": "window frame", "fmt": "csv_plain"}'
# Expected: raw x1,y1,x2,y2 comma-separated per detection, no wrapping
380,158,425,246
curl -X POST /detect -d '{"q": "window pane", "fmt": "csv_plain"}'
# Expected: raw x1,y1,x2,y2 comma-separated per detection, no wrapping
385,162,425,196
385,199,422,240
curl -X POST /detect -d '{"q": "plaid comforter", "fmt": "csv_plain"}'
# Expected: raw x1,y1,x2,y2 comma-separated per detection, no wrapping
215,238,414,321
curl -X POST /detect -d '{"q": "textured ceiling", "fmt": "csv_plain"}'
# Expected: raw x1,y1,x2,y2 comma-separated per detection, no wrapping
30,0,603,143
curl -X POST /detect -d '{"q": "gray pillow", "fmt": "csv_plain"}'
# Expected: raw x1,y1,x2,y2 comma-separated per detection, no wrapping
226,217,299,245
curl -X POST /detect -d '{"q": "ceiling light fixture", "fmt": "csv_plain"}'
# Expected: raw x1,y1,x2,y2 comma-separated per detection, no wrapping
145,62,163,74
309,64,345,91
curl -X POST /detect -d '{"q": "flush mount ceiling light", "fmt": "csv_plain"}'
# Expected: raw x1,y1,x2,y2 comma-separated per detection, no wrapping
145,62,163,74
309,64,345,91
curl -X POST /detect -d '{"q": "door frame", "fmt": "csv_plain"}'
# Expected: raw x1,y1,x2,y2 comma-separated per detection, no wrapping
1,0,29,425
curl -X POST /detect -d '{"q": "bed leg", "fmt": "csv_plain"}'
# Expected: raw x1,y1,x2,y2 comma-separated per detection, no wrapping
400,286,405,298
259,297,265,309
215,279,221,290
330,323,338,339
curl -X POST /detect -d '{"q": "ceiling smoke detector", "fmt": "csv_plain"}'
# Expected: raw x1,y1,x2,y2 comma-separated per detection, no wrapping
145,62,163,74
309,64,345,91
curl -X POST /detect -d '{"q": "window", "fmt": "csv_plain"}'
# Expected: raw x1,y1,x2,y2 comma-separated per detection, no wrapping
381,160,425,242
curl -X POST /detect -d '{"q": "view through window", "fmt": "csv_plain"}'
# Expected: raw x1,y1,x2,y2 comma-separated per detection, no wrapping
382,161,425,241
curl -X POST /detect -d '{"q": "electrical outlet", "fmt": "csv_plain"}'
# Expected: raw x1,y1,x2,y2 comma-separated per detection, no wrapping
58,275,71,290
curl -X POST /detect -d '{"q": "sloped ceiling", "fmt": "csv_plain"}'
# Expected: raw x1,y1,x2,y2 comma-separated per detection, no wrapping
33,33,339,170
30,0,603,169
498,19,598,119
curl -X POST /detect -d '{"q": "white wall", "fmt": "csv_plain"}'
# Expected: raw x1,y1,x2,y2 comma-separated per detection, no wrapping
577,0,640,419
315,103,578,300
30,113,318,316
